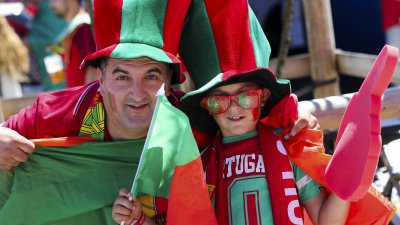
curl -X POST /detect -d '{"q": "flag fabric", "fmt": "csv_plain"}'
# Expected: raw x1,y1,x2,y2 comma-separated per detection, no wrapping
130,85,217,225
0,139,145,225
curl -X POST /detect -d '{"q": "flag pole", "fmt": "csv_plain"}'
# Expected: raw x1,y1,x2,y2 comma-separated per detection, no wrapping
121,83,165,225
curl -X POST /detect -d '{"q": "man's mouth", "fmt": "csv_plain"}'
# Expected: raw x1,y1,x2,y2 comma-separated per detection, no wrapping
127,103,147,109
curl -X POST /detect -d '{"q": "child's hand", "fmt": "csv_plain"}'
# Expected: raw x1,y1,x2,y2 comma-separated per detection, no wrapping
112,188,144,224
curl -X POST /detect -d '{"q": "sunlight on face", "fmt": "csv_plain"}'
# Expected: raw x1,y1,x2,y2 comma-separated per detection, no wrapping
99,57,171,140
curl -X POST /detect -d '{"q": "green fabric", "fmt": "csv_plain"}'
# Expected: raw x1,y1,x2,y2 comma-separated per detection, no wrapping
27,0,68,92
180,0,221,88
110,1,174,67
248,6,271,68
120,0,166,48
0,139,145,225
222,131,258,144
110,43,173,64
27,0,68,47
132,94,199,198
292,164,321,203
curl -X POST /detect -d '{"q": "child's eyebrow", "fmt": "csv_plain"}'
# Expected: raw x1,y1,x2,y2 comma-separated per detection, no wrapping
208,87,256,96
207,90,230,96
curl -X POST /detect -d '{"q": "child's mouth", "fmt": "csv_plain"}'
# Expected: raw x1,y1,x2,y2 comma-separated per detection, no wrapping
228,116,244,121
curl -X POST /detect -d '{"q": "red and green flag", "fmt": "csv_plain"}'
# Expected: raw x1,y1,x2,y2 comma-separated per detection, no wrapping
130,84,217,225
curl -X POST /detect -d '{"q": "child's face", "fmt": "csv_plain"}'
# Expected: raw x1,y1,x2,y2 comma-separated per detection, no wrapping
204,82,270,137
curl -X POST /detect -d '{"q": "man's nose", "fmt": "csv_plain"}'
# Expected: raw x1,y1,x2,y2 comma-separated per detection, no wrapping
129,80,147,100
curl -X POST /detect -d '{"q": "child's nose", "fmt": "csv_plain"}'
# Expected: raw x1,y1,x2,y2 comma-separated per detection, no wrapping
229,100,240,109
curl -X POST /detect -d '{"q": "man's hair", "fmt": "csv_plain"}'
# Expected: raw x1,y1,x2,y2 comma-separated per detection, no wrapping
100,57,109,78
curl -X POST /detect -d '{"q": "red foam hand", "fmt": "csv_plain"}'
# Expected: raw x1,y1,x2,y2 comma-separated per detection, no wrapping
325,45,398,201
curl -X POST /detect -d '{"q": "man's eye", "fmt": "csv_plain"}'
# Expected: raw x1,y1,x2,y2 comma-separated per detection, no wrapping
146,74,159,80
116,75,129,80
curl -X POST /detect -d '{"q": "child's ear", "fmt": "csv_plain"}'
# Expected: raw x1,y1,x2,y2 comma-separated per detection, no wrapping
260,88,271,106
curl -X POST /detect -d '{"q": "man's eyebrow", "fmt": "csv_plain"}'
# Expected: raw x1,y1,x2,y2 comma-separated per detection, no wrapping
147,67,162,74
111,66,163,75
112,67,128,75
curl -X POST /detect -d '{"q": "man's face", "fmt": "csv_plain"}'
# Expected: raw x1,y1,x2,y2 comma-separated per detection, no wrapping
99,57,171,139
50,0,67,17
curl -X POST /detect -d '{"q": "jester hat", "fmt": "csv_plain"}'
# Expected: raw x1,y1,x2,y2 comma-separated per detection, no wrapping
180,68,291,134
80,0,185,84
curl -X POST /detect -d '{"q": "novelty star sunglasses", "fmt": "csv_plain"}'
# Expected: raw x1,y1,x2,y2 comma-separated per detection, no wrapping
201,89,262,115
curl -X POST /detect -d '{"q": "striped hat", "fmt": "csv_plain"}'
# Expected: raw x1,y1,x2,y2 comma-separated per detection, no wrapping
80,0,185,84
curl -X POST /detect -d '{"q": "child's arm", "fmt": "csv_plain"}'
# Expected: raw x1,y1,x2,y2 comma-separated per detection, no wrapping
303,188,350,225
112,188,157,225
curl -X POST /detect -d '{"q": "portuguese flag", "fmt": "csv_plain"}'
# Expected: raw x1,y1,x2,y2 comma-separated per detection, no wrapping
130,85,217,225
0,85,216,225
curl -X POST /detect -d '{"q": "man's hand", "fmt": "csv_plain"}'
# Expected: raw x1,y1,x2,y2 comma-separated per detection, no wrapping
0,127,35,171
284,110,320,141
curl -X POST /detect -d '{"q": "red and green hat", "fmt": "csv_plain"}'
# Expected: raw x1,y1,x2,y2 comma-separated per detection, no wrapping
80,0,185,84
180,68,291,134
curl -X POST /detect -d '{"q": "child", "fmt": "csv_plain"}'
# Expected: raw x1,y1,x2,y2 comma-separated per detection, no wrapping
179,68,350,225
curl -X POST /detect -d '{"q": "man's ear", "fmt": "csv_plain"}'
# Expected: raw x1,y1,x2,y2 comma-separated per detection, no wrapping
164,82,171,96
260,88,271,106
97,68,105,95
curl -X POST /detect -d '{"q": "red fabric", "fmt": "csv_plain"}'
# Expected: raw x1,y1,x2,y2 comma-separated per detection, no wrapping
162,0,191,54
203,0,257,71
381,0,400,30
92,0,122,51
65,24,96,87
3,82,100,139
260,125,303,225
204,125,302,225
167,157,217,225
162,0,190,84
32,136,97,147
192,129,213,150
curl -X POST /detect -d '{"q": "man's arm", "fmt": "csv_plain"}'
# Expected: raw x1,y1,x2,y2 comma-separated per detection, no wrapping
284,109,319,140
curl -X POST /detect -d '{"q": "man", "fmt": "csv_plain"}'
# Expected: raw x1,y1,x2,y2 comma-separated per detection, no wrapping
49,0,96,88
0,0,318,223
